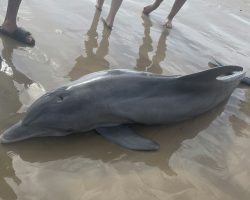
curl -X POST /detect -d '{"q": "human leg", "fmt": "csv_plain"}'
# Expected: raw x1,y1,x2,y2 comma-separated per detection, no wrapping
96,0,105,10
0,0,35,45
165,0,186,28
103,0,123,29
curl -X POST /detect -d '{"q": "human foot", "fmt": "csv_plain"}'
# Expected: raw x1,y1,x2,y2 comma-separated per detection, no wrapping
164,18,173,29
0,25,35,46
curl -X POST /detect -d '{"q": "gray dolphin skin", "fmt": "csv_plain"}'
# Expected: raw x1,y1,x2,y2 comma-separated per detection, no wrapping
0,66,246,150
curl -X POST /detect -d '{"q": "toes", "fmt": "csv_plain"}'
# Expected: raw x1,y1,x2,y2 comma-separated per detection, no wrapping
26,35,35,46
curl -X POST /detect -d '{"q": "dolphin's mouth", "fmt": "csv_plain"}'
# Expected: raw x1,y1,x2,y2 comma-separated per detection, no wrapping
0,121,34,144
0,121,71,144
0,134,10,143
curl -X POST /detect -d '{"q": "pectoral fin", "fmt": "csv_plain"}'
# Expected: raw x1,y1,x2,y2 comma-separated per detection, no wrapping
96,125,160,151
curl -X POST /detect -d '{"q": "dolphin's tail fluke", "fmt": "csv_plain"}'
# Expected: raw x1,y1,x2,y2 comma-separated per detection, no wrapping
209,58,250,86
180,66,245,83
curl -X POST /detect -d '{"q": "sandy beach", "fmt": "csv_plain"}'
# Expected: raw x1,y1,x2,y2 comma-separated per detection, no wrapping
0,0,250,199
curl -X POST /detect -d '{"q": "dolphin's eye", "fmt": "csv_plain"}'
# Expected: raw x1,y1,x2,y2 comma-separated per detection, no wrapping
56,96,64,103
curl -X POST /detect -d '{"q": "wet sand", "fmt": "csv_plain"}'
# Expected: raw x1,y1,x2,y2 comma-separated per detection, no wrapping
0,0,250,199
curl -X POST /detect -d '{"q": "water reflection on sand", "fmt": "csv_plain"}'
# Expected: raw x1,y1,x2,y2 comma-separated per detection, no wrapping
69,9,111,80
0,0,250,199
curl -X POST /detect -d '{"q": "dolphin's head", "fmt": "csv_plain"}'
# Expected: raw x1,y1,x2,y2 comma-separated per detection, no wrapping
0,87,80,143
22,87,80,128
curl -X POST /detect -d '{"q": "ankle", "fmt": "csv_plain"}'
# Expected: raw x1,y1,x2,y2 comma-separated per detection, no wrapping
96,0,104,9
2,20,17,32
153,0,163,7
167,15,174,22
105,16,114,27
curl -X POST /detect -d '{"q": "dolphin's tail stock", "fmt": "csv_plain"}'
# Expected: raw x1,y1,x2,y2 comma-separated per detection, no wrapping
209,58,250,86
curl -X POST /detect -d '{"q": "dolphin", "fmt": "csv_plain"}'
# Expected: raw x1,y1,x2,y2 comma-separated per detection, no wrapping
0,66,247,150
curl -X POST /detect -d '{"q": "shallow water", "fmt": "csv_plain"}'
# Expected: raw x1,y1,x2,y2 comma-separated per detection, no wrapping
0,0,250,199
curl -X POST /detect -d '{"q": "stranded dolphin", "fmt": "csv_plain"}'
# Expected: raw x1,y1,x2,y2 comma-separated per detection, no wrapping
0,66,246,150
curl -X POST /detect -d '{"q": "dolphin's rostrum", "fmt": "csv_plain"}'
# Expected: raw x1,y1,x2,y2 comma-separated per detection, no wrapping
0,66,246,150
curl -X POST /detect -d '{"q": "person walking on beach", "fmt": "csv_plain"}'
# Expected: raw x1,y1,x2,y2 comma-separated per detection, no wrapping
143,0,187,29
0,0,35,45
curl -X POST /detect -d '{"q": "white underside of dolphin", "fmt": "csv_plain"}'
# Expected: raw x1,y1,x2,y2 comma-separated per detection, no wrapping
0,65,248,150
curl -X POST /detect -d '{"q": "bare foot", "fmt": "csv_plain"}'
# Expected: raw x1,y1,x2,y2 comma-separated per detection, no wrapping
101,17,112,29
96,0,104,10
165,18,173,29
143,5,155,15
